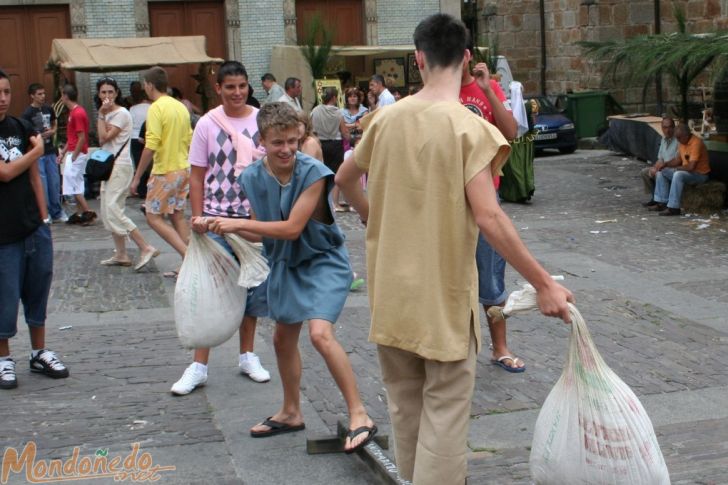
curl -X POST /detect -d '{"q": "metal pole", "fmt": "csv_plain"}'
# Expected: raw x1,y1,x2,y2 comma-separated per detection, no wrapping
540,0,547,95
655,0,663,114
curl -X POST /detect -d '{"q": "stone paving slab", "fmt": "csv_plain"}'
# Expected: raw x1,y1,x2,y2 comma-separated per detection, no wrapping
49,249,169,313
467,417,728,485
3,321,240,484
3,150,728,484
288,151,728,483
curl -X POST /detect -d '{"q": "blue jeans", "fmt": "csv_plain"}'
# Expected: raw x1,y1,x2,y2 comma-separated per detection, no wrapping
38,154,64,219
654,168,710,209
475,233,507,306
0,225,54,339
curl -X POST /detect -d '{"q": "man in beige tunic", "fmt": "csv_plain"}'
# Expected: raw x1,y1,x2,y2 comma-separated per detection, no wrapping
336,13,573,485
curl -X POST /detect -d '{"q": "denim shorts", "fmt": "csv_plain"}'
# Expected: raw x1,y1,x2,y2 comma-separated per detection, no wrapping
206,231,269,318
475,233,507,306
0,224,54,338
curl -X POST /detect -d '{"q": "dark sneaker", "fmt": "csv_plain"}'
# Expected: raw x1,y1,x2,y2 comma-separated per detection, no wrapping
30,350,69,378
648,203,666,212
66,212,83,224
658,207,681,216
80,211,97,226
642,199,658,207
0,359,17,389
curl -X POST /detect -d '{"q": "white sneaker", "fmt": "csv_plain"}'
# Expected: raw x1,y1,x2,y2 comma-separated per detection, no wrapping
170,364,207,395
0,359,18,389
239,353,270,383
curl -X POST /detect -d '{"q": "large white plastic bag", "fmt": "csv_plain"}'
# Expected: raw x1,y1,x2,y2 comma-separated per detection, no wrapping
174,232,247,349
499,283,670,485
224,234,270,288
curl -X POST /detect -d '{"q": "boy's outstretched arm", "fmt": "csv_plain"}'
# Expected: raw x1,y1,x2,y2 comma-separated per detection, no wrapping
335,151,368,224
465,168,574,323
209,179,326,240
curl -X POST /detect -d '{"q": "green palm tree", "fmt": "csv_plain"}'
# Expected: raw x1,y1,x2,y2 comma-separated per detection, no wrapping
301,14,333,80
578,2,728,122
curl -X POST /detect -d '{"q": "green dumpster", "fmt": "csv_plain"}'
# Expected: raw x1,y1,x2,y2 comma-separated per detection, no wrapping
565,91,609,139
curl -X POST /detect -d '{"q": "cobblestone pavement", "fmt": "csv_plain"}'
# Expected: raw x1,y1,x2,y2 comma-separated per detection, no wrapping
2,150,727,484
263,150,728,484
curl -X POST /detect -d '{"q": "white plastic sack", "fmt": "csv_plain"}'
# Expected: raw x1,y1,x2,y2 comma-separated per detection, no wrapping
224,234,270,288
174,232,247,349
500,283,670,484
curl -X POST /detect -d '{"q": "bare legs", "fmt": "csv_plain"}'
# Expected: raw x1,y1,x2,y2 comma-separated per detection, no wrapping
111,233,130,262
145,210,189,258
74,194,90,213
485,303,525,370
250,319,374,450
0,326,47,356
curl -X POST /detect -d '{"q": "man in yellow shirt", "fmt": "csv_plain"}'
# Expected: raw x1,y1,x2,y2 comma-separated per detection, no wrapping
651,123,710,216
131,66,192,261
336,13,573,485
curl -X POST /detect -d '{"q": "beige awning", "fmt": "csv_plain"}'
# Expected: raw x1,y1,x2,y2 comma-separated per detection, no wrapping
48,36,224,72
328,45,415,56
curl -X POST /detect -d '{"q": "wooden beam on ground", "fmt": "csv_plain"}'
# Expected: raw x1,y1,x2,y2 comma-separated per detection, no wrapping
306,421,411,484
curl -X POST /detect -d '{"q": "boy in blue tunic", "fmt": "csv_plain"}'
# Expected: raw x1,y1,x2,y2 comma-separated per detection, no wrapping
208,102,376,452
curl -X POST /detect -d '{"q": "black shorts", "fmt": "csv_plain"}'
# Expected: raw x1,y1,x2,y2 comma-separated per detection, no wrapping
320,139,344,173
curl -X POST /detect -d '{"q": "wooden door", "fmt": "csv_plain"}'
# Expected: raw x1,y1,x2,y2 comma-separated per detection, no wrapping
296,0,364,45
149,1,226,110
0,6,70,116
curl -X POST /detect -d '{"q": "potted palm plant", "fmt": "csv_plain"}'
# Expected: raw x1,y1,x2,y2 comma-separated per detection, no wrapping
578,2,728,123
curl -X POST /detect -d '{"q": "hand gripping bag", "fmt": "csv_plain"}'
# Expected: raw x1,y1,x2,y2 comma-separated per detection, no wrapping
497,283,671,485
223,234,270,288
174,232,247,348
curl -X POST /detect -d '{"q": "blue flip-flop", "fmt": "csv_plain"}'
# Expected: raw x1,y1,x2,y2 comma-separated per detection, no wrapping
491,355,526,373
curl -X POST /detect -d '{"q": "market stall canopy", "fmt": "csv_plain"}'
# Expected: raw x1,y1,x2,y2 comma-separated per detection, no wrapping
271,45,414,112
270,45,487,111
48,36,224,72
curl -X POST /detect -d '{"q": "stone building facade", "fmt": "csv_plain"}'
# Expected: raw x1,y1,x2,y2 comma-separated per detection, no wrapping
0,0,459,115
473,0,728,110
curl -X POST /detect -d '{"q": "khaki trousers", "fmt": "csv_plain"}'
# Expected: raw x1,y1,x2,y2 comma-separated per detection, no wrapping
377,332,477,485
641,166,656,195
100,164,137,236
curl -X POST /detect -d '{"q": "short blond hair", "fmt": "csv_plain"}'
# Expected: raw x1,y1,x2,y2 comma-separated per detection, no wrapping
257,102,300,138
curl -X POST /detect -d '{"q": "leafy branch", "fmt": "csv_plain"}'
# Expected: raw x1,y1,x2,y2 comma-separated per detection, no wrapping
577,2,728,121
300,14,334,79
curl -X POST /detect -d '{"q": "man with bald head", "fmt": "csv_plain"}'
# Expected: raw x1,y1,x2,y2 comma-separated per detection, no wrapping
642,117,678,207
650,123,710,216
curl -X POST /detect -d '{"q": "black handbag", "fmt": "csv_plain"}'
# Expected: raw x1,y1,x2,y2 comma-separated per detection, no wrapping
85,138,129,182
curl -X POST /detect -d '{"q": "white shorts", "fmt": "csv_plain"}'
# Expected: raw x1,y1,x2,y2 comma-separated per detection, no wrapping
62,153,87,196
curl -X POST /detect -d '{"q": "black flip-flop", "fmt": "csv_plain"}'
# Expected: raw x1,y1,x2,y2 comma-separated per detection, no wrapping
344,424,378,454
250,417,306,438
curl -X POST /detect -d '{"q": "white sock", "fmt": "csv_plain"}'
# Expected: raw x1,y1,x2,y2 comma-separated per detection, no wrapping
191,362,207,374
31,349,44,359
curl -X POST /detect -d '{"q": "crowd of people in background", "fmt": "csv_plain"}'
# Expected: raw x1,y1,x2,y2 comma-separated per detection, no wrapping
0,58,408,448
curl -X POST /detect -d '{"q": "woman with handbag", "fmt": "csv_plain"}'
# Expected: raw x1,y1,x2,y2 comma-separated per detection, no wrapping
96,77,159,270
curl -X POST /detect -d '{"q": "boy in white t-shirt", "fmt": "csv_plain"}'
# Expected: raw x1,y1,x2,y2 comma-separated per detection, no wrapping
169,61,270,395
